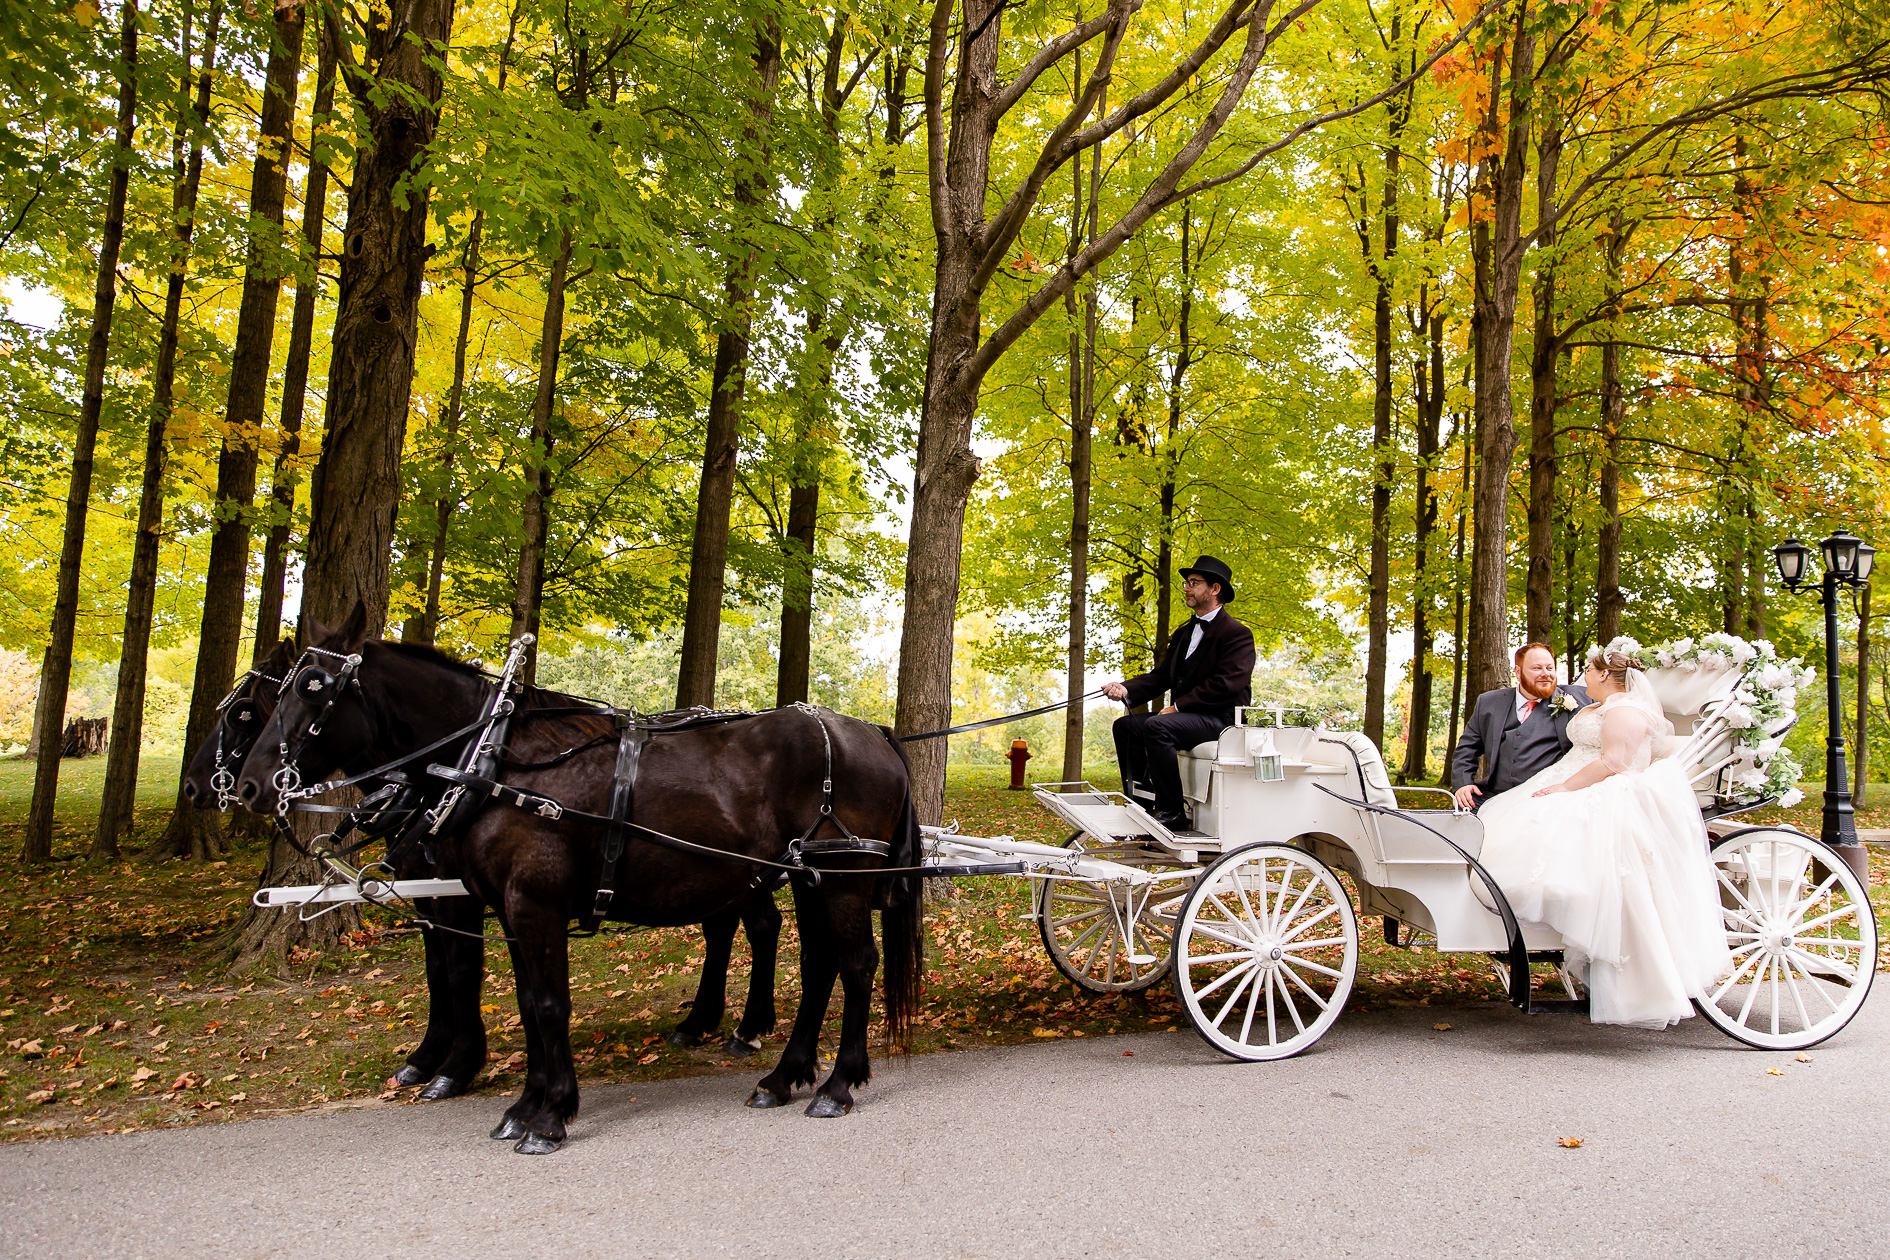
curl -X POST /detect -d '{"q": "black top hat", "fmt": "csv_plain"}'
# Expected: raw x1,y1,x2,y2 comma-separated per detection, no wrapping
1179,555,1236,603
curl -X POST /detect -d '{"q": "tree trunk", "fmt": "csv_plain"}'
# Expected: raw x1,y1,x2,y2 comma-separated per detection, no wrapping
156,0,305,862
229,0,456,975
1154,203,1195,665
1466,2,1534,700
298,0,454,634
23,0,139,865
1595,201,1626,644
254,12,337,658
1445,430,1470,780
1363,46,1405,751
1062,69,1100,786
1401,301,1445,782
507,228,573,685
1523,112,1562,648
94,0,224,859
674,24,783,709
1856,583,1870,808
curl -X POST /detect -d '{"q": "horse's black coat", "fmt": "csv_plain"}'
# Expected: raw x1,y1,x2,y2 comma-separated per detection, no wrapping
234,607,922,1150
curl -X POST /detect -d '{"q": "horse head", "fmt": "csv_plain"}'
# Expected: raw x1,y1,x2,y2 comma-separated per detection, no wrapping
180,636,297,809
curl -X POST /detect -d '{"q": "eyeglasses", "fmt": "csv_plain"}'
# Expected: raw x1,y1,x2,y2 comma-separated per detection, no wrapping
1182,577,1209,589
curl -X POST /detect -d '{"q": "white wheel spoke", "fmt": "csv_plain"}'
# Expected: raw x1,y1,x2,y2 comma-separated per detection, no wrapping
1188,949,1262,966
1279,936,1348,953
1785,945,1858,986
1051,906,1106,930
1715,867,1768,921
1211,965,1259,1029
1710,947,1766,1007
1062,913,1109,962
1277,901,1341,944
1276,867,1318,936
1783,965,1815,1032
1186,920,1257,950
1259,964,1276,1045
1192,956,1259,1002
1769,951,1781,1037
1280,954,1346,981
1786,871,1844,923
1231,861,1265,936
1208,892,1258,941
1277,957,1332,1012
1734,953,1767,1026
1275,970,1308,1036
1793,901,1863,936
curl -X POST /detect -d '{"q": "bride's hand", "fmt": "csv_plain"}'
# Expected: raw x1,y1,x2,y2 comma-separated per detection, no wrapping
1532,783,1568,797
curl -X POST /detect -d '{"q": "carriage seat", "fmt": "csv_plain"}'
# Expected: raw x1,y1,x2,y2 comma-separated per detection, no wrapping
1178,741,1224,810
1312,730,1400,809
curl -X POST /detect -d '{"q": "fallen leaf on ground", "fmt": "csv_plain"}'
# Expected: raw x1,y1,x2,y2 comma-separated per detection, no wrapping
130,1067,157,1082
1031,1028,1061,1038
226,1092,247,1102
1433,1023,1453,1031
1122,1050,1135,1057
1795,1054,1812,1063
637,1052,658,1065
1558,1137,1584,1148
24,1090,54,1105
1766,1067,1785,1076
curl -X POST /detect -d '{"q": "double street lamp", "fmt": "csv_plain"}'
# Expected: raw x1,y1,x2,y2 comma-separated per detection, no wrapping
1771,530,1876,882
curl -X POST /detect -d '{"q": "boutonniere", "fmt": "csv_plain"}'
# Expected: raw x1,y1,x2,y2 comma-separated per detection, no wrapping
1554,690,1581,713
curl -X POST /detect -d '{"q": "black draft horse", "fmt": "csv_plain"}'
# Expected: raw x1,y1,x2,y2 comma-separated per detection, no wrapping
183,632,785,1099
235,608,923,1152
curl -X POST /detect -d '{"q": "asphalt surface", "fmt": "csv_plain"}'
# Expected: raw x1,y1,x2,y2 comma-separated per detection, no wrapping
2,993,1886,1259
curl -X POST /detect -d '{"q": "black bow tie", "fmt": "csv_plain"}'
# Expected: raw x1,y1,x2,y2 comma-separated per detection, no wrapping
1186,616,1206,633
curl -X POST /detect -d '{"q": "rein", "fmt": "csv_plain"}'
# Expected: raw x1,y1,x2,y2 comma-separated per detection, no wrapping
898,689,1104,742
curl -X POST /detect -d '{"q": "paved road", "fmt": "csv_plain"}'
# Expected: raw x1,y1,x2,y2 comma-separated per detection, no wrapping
2,995,1885,1259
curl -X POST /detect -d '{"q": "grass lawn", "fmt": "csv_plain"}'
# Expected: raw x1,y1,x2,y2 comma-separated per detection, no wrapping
0,760,1883,1142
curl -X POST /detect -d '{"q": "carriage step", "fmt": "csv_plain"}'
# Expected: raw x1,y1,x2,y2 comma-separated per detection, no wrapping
1527,998,1591,1015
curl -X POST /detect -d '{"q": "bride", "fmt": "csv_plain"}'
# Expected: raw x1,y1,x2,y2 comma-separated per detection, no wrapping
1476,644,1732,1028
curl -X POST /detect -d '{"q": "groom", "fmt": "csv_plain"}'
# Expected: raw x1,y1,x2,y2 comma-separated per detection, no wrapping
1450,642,1590,811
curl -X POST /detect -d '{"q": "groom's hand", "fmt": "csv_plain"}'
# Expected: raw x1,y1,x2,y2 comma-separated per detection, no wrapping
1452,784,1481,811
1102,681,1128,702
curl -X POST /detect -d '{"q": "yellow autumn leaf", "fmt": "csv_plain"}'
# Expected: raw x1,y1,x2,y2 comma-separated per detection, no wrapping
1558,1137,1584,1148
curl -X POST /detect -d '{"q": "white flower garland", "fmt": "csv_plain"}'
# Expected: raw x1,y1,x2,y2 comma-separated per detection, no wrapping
1605,633,1814,807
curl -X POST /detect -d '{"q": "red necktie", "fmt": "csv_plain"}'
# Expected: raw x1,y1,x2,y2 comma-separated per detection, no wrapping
1521,699,1537,720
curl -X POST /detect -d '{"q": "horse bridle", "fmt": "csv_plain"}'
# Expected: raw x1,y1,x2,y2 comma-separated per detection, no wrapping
271,645,367,813
209,668,284,809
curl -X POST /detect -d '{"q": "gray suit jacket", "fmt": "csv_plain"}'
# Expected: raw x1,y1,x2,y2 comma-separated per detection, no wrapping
1450,684,1591,796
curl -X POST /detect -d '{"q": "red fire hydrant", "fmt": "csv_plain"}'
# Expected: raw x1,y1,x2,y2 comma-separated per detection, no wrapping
1006,739,1032,790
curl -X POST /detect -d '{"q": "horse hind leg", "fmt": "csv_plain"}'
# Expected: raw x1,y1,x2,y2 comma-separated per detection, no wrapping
750,881,836,1109
668,907,738,1047
727,887,783,1055
807,888,878,1119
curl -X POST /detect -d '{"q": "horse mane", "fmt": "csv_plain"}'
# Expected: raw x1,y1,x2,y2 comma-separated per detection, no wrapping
373,639,606,717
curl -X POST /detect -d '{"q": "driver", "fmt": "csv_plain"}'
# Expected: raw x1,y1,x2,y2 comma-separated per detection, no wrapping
1101,556,1255,831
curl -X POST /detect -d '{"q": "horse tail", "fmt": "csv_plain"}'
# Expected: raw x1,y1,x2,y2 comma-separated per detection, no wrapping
877,725,924,1053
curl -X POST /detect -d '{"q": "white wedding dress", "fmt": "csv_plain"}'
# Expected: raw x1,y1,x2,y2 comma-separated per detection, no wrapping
1476,679,1732,1028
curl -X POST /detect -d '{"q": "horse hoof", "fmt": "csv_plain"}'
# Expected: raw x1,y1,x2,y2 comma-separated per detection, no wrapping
666,1028,707,1047
418,1075,464,1102
746,1088,791,1109
723,1035,762,1057
490,1117,528,1141
390,1063,430,1088
804,1095,851,1118
513,1132,562,1155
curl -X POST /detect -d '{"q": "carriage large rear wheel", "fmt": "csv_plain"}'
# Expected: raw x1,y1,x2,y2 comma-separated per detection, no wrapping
1173,842,1357,1061
1694,827,1878,1050
1036,839,1189,994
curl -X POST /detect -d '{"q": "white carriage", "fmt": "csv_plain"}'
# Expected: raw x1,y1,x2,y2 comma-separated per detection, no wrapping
929,657,1878,1059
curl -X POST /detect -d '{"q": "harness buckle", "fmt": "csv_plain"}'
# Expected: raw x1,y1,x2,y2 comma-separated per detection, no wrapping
534,798,563,820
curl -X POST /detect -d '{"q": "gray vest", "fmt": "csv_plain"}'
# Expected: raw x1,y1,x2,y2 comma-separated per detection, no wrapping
1490,703,1566,794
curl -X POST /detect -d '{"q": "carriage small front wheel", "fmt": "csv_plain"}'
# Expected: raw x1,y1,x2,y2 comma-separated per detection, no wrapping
1173,842,1357,1060
1694,826,1878,1050
1037,839,1187,994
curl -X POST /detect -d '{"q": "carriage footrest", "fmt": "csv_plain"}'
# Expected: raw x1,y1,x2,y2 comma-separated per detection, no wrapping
1527,998,1591,1015
921,861,1029,879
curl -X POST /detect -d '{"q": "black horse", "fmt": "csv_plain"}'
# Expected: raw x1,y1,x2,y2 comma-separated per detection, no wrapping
185,630,783,1098
235,607,921,1152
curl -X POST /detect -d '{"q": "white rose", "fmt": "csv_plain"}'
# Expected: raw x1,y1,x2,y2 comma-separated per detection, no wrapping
1778,788,1805,809
1756,734,1786,759
1702,651,1730,670
1730,640,1756,664
1656,650,1674,668
1671,638,1694,657
1734,768,1766,790
1680,660,1698,672
1724,704,1755,729
1751,639,1776,658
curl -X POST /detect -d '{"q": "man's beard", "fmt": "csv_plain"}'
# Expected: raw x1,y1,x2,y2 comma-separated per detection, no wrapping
1518,677,1557,701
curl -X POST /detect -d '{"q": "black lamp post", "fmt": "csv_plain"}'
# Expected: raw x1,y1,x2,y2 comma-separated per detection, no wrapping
1771,530,1875,883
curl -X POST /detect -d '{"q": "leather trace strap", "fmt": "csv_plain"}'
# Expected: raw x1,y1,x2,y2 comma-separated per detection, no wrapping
587,723,648,931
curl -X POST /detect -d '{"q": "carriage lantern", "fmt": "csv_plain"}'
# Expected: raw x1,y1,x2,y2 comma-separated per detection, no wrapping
1251,727,1285,782
1772,529,1874,883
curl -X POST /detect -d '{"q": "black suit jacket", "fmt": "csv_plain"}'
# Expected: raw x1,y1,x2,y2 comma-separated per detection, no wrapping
1449,684,1591,793
1123,610,1256,723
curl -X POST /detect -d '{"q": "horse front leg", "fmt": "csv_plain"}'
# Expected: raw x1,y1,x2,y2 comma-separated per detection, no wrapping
419,894,488,1100
750,879,835,1109
389,901,454,1089
495,904,578,1155
807,888,877,1118
728,887,782,1055
668,906,738,1046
